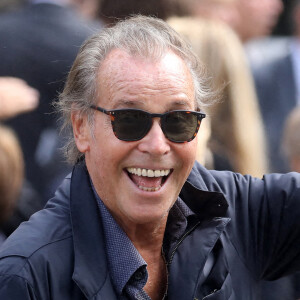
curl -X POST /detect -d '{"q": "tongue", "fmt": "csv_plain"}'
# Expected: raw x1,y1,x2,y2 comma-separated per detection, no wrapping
130,174,163,188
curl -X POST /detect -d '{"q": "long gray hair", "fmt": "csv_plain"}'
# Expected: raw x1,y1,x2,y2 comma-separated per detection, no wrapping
56,15,216,164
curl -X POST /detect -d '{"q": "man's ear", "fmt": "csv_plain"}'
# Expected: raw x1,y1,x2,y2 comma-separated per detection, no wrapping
71,111,90,153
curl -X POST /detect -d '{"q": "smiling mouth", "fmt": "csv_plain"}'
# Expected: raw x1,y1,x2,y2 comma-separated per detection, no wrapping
126,167,172,192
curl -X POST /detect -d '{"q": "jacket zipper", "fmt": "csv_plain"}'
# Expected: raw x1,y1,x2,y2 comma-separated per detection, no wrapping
167,220,201,266
165,220,201,300
201,289,218,299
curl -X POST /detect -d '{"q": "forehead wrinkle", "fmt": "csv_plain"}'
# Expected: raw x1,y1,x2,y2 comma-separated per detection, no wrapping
97,49,195,107
108,66,192,93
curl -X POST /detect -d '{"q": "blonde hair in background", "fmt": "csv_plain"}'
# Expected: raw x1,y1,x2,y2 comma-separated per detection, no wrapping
168,17,268,177
0,125,24,224
282,106,300,172
195,115,214,169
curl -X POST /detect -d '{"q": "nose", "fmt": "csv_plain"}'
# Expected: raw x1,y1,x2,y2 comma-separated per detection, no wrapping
137,119,171,156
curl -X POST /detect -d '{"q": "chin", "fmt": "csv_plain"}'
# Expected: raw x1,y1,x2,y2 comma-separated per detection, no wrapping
127,205,169,224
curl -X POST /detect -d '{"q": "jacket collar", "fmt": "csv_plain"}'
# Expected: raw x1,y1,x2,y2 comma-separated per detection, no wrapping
70,162,115,299
182,162,229,219
70,162,228,298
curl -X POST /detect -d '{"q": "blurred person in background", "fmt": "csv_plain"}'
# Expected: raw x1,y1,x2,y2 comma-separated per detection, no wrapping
165,0,283,43
71,0,102,21
283,106,300,173
99,0,169,24
98,0,282,44
195,116,214,169
0,0,102,235
166,0,240,35
234,0,283,42
0,77,39,120
168,17,268,177
0,76,42,238
0,0,25,12
0,125,24,246
246,0,300,173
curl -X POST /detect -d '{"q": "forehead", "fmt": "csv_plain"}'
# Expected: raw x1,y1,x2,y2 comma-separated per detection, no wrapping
96,48,195,108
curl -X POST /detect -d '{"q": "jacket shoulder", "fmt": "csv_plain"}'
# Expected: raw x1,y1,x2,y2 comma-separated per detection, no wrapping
0,269,37,300
0,175,75,297
0,174,73,263
0,236,75,300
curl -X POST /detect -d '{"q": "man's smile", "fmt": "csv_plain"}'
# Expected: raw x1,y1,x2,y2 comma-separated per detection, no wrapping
126,167,172,192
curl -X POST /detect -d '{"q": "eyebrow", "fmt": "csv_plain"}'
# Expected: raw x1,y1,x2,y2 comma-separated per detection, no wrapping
111,99,194,110
112,99,144,109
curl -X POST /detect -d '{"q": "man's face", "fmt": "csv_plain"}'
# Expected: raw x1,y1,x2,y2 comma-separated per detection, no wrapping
74,49,198,228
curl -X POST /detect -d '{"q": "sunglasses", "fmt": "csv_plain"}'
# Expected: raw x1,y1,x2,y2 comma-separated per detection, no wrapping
90,105,206,143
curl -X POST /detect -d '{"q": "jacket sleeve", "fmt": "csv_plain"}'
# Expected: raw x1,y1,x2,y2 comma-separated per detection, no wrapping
205,168,300,280
232,172,300,280
0,274,37,299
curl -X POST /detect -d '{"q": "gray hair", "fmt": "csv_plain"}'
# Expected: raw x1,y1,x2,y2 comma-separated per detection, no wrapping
56,15,217,164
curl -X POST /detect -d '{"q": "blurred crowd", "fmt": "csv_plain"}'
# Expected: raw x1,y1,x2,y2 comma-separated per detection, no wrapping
0,0,300,299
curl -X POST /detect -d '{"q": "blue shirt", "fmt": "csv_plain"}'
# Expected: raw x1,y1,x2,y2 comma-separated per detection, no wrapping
93,186,196,299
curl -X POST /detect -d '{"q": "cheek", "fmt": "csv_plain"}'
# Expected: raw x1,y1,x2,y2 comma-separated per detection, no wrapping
176,141,197,172
88,130,135,176
186,139,198,159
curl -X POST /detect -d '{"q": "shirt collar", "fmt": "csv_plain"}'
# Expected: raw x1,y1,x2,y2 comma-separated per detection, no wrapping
95,191,147,295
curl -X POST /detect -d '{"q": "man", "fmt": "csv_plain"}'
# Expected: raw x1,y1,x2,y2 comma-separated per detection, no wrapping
246,0,300,173
0,16,300,299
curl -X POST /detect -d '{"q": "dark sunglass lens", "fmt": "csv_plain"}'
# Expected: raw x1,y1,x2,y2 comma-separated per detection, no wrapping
163,111,198,142
113,110,150,141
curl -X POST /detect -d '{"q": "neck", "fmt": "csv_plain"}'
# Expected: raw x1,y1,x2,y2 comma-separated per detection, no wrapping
115,213,169,299
117,215,168,300
118,214,168,254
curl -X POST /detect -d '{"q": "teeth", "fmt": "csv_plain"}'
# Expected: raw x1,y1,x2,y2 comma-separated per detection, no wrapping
154,170,160,177
127,167,171,177
148,170,154,177
138,185,161,192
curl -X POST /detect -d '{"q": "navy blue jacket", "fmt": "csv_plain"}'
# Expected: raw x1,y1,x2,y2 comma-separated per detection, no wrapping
0,162,300,299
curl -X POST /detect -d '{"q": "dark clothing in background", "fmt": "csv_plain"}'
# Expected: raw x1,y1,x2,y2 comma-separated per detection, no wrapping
0,3,102,233
0,162,300,299
1,180,42,237
247,37,297,173
0,3,101,201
